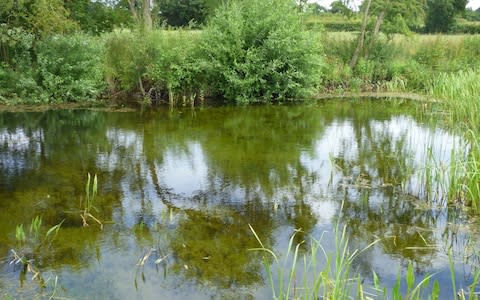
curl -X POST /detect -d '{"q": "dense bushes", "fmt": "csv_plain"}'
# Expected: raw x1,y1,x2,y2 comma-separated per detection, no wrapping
0,28,104,104
36,34,105,102
103,0,324,104
104,29,201,103
200,0,322,103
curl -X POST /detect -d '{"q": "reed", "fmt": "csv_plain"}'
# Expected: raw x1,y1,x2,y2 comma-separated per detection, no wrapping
249,223,480,299
80,173,103,229
10,217,64,281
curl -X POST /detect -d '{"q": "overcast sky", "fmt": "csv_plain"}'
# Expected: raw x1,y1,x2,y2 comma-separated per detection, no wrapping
313,0,480,10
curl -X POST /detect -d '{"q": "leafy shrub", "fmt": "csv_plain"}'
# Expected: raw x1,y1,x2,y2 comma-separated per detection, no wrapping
200,0,323,103
36,33,105,102
146,30,202,103
0,24,44,103
104,29,149,93
104,29,201,102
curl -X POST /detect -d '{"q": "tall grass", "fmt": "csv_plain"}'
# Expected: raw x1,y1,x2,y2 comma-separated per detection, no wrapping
249,223,380,299
424,69,480,211
249,224,480,300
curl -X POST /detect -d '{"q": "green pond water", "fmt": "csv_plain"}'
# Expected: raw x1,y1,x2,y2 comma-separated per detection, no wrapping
0,100,479,299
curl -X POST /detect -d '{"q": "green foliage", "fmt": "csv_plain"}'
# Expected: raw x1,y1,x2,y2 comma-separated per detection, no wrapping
0,0,77,37
0,24,44,103
146,30,202,104
330,0,353,17
305,14,361,31
36,34,105,102
81,173,103,228
104,29,201,102
425,0,456,33
450,20,480,33
158,0,208,27
200,0,323,103
64,0,133,34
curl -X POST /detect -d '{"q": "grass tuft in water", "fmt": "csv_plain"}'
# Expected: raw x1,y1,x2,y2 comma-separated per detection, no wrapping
80,173,103,229
249,223,480,300
10,216,64,282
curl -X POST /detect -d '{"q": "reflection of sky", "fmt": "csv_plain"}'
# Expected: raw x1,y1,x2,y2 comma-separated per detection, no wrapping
1,108,476,299
0,128,42,182
161,143,208,195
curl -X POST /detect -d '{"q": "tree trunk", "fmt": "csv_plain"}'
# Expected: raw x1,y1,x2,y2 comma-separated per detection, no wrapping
127,0,140,25
142,0,152,30
350,0,372,69
364,10,385,60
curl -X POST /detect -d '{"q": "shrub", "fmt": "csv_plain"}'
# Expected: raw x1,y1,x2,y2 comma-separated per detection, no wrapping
200,0,323,103
146,30,202,103
104,29,150,94
0,24,45,103
104,29,202,103
36,33,105,102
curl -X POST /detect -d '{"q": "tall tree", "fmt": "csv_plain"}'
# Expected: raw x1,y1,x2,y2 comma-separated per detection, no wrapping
425,0,467,32
0,0,77,36
158,0,207,27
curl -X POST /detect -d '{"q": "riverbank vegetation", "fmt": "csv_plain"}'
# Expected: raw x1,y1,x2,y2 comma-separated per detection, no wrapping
0,0,479,105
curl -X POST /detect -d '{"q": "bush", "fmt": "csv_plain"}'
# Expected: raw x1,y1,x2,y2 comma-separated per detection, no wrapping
104,29,150,93
146,30,202,103
104,29,201,102
200,0,323,103
0,24,45,103
36,33,105,102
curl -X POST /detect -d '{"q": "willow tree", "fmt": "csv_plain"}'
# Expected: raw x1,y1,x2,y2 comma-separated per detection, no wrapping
350,0,425,68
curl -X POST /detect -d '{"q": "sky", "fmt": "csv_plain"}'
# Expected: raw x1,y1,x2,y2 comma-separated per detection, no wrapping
313,0,480,10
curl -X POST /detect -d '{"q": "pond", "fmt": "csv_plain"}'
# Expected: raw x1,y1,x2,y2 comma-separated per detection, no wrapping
0,100,478,299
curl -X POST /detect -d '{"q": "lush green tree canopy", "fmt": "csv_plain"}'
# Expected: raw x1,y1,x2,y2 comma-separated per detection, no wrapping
425,0,467,32
158,0,208,27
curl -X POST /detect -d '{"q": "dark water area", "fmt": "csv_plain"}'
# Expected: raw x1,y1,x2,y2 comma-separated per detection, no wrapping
0,100,478,299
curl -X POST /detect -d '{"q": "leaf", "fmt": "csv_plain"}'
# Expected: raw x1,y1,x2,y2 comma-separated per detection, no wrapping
373,270,381,290
432,280,440,300
406,262,415,291
45,219,65,239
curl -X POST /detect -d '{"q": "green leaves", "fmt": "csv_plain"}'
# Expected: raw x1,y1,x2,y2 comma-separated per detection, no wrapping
201,0,323,103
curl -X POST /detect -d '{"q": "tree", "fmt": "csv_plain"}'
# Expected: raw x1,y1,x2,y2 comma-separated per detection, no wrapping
425,0,467,33
200,0,322,103
158,0,208,27
64,0,133,33
127,0,153,29
306,3,328,15
0,0,77,36
350,0,425,68
330,0,353,17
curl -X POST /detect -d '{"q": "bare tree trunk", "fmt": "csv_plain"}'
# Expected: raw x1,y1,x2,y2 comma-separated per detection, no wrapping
127,0,140,25
350,0,372,69
364,10,385,59
143,0,152,30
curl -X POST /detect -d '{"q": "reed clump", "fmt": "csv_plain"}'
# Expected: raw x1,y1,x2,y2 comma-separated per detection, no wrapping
249,224,480,300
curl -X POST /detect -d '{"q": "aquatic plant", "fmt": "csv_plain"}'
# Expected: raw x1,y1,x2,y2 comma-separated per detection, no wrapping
80,173,103,229
249,223,379,299
249,223,480,299
10,216,63,281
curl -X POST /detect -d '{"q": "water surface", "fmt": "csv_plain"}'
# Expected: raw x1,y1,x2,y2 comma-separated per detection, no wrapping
0,100,478,299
